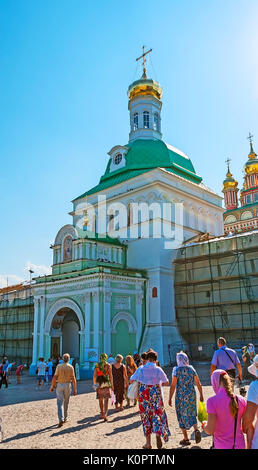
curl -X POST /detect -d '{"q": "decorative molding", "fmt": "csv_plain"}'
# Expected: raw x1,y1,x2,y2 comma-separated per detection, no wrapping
111,311,137,334
136,292,144,304
104,291,112,303
54,224,78,246
82,292,91,303
44,298,84,333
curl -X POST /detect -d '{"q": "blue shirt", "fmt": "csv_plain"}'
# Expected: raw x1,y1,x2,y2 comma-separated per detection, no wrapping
211,346,240,370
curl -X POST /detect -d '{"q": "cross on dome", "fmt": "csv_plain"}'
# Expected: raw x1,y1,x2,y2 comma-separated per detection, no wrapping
136,46,152,79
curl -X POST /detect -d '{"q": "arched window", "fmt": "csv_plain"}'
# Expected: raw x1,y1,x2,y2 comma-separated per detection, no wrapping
114,153,122,165
152,287,158,298
133,113,138,130
143,111,150,129
154,113,159,131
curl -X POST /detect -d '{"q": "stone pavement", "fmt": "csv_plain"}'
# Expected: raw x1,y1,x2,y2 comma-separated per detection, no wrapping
0,364,249,450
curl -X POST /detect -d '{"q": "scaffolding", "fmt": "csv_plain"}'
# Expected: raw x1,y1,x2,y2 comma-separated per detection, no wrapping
173,231,258,361
0,283,34,366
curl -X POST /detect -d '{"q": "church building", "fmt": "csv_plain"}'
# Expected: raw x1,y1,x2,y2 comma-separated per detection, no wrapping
30,50,224,376
223,135,258,234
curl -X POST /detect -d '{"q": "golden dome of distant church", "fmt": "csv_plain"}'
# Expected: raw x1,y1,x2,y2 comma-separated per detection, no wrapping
244,134,258,175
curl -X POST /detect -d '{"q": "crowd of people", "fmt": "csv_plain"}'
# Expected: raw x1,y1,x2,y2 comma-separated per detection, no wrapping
92,338,257,449
1,337,257,450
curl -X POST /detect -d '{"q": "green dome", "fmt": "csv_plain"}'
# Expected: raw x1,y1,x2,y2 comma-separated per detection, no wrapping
74,139,202,201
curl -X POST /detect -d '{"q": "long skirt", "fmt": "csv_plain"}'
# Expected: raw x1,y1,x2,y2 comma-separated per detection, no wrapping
138,383,171,442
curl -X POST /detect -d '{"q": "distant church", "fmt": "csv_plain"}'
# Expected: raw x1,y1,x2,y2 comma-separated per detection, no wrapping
223,134,258,234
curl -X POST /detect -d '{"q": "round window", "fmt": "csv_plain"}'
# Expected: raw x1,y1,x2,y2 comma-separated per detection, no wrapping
114,153,122,165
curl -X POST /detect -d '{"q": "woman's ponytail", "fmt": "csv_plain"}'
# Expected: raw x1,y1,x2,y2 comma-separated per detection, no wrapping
220,374,239,418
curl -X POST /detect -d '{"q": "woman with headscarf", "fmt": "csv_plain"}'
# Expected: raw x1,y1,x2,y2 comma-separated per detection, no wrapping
130,350,170,449
168,351,203,446
203,369,247,448
93,353,114,422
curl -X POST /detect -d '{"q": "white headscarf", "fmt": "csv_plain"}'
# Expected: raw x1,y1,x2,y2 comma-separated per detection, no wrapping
176,351,189,367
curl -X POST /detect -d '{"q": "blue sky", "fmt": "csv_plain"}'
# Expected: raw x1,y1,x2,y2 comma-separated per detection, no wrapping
1,0,258,286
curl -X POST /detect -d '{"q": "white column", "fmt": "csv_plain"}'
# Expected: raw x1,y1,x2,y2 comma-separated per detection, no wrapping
136,292,144,348
84,292,91,361
118,249,122,264
79,243,83,259
32,297,40,364
92,291,100,352
104,291,112,355
39,296,45,357
86,243,90,259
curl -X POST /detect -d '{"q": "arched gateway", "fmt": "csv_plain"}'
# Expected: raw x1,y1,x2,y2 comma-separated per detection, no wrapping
46,299,84,361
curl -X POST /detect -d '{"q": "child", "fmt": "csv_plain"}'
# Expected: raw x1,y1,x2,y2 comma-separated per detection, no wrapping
36,358,47,389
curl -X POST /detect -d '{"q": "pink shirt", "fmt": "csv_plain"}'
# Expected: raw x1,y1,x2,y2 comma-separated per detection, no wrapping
207,388,246,449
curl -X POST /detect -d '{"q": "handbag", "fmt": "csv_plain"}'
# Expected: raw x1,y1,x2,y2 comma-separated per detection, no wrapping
127,381,139,400
223,349,236,378
197,401,208,423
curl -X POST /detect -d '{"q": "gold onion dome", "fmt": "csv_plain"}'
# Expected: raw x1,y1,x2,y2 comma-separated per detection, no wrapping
245,142,258,174
127,78,163,101
223,169,238,191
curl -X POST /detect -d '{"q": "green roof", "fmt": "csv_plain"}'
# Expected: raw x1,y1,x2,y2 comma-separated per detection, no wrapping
73,139,202,201
76,229,125,247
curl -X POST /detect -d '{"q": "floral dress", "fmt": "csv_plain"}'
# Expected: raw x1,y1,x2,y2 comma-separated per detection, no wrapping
173,365,197,430
138,383,171,442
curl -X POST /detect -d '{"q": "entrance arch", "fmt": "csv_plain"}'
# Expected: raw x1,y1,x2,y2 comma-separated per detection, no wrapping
45,299,84,359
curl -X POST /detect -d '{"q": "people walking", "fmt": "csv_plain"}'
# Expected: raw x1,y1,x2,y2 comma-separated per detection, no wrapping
247,344,256,362
112,355,128,411
93,353,114,422
210,337,242,385
242,346,252,382
203,369,247,449
46,358,53,383
15,364,24,384
36,357,47,389
168,351,203,446
125,355,137,407
242,354,258,449
140,352,148,366
0,358,8,389
50,353,77,427
130,349,170,449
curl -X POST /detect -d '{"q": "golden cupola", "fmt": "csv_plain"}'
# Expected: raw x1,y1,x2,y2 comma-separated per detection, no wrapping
128,46,163,143
222,160,238,210
244,135,258,175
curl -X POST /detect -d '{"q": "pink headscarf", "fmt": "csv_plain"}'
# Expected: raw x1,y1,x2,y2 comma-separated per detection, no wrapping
211,369,228,394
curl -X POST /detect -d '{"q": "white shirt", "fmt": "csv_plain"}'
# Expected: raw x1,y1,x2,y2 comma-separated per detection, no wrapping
37,362,47,375
130,362,168,385
247,380,258,449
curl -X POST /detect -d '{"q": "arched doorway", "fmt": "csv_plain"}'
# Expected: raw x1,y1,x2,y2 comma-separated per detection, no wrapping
111,313,137,358
50,307,80,359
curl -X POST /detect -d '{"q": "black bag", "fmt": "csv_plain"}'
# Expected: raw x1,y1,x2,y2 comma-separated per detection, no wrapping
222,349,237,378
